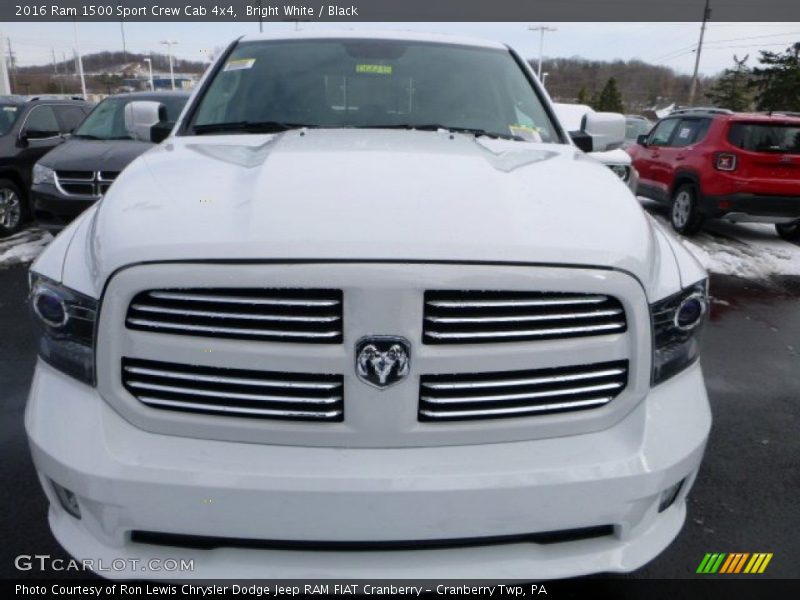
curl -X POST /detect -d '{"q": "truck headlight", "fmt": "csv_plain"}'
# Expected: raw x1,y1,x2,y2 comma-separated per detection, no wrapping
32,163,55,186
650,280,708,385
608,164,631,183
30,273,97,385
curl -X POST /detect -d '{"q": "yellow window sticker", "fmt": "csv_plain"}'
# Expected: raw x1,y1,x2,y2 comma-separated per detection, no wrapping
355,64,393,75
509,125,542,143
224,58,255,72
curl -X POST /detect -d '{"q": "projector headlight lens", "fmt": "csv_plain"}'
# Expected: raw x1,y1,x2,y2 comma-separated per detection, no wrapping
29,273,97,385
651,280,709,385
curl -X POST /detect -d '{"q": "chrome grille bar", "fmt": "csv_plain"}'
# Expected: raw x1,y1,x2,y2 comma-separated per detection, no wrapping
423,290,627,344
122,358,344,422
126,288,343,343
419,360,628,422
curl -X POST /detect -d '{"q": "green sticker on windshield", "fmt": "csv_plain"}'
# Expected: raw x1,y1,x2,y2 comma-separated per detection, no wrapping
355,64,392,75
509,124,542,142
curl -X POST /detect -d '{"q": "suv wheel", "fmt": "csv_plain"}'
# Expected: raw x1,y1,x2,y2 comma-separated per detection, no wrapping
0,179,25,237
670,184,704,236
776,220,800,242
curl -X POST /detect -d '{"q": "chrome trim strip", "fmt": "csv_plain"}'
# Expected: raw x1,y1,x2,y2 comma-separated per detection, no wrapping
123,365,341,390
126,380,342,404
138,396,342,419
126,318,341,338
421,367,626,390
420,397,611,418
425,308,623,324
425,322,625,339
130,304,340,323
427,296,607,308
420,381,624,405
148,291,339,307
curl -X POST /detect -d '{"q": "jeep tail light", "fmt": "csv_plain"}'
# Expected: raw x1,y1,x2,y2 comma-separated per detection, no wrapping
715,152,737,171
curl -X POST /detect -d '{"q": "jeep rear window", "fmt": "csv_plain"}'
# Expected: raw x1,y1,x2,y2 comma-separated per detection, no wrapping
0,104,19,136
728,122,800,153
188,39,560,143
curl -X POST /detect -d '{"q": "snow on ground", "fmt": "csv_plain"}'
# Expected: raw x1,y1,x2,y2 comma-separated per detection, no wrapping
0,228,53,267
641,199,800,280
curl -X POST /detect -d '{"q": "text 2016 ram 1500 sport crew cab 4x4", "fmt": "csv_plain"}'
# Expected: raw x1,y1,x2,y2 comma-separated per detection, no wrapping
26,32,711,579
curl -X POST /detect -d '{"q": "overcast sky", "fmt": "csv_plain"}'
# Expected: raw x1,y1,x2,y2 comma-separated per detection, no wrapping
3,21,800,76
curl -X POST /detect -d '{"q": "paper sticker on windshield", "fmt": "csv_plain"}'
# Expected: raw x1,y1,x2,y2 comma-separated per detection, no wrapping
355,64,393,75
224,58,255,72
2,106,16,112
509,125,542,142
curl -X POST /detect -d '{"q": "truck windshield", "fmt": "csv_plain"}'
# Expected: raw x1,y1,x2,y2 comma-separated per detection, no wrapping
188,38,560,143
728,122,800,154
75,95,187,140
0,104,20,136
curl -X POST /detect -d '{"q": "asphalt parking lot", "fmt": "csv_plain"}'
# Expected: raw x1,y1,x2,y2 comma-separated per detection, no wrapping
0,219,798,580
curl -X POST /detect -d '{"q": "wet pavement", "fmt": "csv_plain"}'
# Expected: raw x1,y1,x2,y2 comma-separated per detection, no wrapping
0,262,798,579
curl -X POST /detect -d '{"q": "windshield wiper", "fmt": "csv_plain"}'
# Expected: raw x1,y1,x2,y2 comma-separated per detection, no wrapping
72,134,102,140
355,124,525,142
191,121,311,135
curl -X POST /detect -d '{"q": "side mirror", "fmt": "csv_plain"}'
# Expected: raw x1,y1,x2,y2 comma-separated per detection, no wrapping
581,112,626,152
124,101,169,143
637,134,649,146
22,129,59,141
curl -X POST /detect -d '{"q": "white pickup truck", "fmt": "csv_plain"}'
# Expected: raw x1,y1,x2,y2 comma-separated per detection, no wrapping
26,31,711,579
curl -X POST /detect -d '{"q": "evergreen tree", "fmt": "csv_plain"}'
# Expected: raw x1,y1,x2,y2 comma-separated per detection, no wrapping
592,77,625,112
577,86,590,105
706,55,753,111
750,42,800,111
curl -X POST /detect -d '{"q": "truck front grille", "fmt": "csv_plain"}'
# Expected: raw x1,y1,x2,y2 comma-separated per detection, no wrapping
423,290,626,344
122,358,344,421
126,288,343,343
419,360,628,421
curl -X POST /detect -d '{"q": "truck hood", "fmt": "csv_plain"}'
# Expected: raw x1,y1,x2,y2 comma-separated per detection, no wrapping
40,138,153,171
91,129,657,286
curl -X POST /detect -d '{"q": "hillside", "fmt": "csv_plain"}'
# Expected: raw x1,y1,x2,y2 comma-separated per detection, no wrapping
10,50,708,110
533,57,713,111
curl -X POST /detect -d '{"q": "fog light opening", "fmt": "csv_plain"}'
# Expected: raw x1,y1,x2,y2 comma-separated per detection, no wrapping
658,478,685,513
51,480,81,519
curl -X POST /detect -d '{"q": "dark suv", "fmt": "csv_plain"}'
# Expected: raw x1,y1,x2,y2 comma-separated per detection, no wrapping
31,91,189,230
0,95,92,236
627,108,800,240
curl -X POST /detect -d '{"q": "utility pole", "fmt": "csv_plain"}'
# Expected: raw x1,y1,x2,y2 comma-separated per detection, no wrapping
160,40,178,90
258,0,263,32
688,0,711,106
120,21,128,62
144,56,154,91
0,33,10,95
528,25,557,80
6,37,17,92
72,19,87,98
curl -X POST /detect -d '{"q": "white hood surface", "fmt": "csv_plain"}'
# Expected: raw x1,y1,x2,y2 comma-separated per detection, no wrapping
91,129,655,286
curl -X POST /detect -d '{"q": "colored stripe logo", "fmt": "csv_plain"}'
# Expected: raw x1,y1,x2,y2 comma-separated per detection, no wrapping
697,553,773,574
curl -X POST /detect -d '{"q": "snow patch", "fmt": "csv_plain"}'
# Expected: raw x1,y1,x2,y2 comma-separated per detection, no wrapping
643,200,800,279
0,228,53,267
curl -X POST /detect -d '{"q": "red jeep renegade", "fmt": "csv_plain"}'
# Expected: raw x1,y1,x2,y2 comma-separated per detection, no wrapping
628,108,800,240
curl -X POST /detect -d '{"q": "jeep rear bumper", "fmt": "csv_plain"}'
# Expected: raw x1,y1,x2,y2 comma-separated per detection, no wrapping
700,193,800,222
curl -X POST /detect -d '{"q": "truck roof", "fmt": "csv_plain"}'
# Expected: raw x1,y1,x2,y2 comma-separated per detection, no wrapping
238,30,508,51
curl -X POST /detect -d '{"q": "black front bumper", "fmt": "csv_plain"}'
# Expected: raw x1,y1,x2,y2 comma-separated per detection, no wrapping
32,187,97,231
699,193,800,220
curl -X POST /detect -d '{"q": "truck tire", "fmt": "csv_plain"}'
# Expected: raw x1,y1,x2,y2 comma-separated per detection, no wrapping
0,179,25,237
776,221,800,242
670,183,704,236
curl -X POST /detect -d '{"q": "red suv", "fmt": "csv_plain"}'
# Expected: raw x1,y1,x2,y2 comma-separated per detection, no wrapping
627,108,800,240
